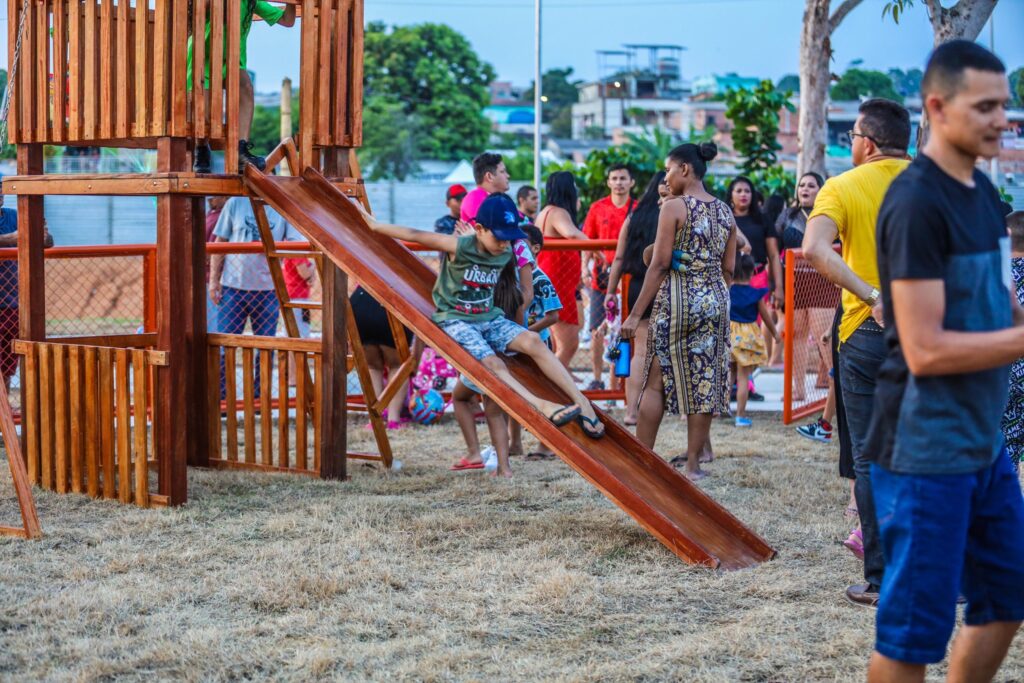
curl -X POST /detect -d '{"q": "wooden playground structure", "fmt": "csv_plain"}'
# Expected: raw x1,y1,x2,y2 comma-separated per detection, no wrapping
0,0,775,569
0,0,415,518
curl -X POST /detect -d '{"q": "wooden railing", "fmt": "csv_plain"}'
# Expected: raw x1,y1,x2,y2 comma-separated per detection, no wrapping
13,338,169,507
207,333,322,475
8,0,363,170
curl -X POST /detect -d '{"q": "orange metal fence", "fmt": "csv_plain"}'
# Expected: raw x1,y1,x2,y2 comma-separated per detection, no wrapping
782,248,842,424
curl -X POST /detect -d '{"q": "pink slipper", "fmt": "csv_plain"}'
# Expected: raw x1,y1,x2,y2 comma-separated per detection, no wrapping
843,527,864,560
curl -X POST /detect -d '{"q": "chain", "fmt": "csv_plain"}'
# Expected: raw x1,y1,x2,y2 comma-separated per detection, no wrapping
0,0,30,147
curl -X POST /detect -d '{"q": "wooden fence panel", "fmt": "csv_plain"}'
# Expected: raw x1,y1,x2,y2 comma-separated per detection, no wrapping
68,345,84,493
38,344,53,490
22,343,39,483
115,349,131,503
132,349,149,507
99,347,115,499
84,346,100,497
225,346,238,461
53,344,69,494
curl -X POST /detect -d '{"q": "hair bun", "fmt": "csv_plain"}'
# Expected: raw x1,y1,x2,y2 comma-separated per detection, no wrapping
698,142,718,162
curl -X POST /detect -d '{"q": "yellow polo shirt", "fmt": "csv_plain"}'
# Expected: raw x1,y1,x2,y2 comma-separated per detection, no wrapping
809,158,910,342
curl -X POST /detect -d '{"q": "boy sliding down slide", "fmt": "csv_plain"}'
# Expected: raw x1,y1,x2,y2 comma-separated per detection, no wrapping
361,194,605,476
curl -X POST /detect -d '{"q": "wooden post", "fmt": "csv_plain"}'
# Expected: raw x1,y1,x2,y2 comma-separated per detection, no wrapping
318,261,347,480
152,137,205,504
16,145,45,343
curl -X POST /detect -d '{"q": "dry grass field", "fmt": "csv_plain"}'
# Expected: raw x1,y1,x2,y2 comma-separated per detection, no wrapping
2,412,1022,682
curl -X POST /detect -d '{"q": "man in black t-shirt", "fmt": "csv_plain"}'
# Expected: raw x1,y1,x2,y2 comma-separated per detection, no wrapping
434,184,468,235
866,42,1024,682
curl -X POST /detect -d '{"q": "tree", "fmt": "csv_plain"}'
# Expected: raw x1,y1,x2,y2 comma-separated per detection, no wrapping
830,68,903,102
363,22,495,161
888,67,924,98
725,79,796,175
248,105,286,156
884,0,996,45
1011,67,1024,107
523,67,581,139
359,95,422,182
798,0,866,178
777,74,801,92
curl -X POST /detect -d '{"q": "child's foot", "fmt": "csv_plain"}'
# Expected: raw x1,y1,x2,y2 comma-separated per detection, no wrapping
542,403,581,427
490,468,514,479
735,416,752,428
624,414,638,427
509,442,524,457
577,413,605,439
698,448,714,464
685,468,708,482
843,527,864,559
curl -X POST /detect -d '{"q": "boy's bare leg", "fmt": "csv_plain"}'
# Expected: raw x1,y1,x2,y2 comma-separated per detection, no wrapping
239,69,254,141
506,332,598,423
946,621,1021,683
736,365,751,418
482,398,512,477
635,361,665,449
508,421,523,456
480,353,577,422
867,653,925,683
451,380,482,465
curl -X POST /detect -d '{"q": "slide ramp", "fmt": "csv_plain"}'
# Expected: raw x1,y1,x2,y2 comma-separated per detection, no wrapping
245,166,776,570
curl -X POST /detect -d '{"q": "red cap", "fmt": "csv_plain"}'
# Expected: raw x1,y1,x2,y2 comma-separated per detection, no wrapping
446,184,468,200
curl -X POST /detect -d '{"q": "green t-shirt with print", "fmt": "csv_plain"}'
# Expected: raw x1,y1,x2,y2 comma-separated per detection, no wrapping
432,236,511,323
186,1,284,90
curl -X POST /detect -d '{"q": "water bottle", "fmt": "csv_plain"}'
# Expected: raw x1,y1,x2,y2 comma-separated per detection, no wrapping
613,338,631,378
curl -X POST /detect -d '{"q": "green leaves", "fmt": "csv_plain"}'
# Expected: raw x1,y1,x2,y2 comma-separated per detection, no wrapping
360,95,422,182
724,79,795,176
363,23,496,162
830,68,903,103
882,0,913,24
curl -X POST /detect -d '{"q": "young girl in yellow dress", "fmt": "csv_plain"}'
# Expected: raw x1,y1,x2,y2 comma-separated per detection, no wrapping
731,254,779,427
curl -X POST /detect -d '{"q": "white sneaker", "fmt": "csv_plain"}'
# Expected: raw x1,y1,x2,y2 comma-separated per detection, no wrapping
481,446,498,472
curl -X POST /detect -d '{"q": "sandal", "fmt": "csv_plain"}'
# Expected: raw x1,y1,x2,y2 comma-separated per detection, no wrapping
844,505,859,519
450,457,485,471
525,451,555,461
577,414,605,439
669,455,688,468
843,527,864,560
547,404,581,427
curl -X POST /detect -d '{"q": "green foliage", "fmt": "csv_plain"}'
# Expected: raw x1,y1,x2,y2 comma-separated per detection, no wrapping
359,96,422,181
888,68,923,99
363,22,495,161
776,74,800,93
502,148,535,181
248,105,284,156
1011,67,1024,107
523,67,581,139
724,79,795,176
882,0,914,24
831,68,903,102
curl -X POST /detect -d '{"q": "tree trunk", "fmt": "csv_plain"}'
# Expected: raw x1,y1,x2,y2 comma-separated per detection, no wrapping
798,0,831,178
926,0,997,44
797,0,864,178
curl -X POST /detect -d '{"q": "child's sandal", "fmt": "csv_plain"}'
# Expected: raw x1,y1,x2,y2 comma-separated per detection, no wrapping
547,404,581,427
577,414,605,439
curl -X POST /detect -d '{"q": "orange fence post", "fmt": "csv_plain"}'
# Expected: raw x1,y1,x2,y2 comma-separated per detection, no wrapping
783,251,795,424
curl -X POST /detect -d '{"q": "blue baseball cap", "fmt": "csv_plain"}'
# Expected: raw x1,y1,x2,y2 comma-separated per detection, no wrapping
475,194,526,242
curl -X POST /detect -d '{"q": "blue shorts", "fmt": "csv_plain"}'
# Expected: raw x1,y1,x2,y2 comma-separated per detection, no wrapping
460,373,483,395
872,451,1024,664
437,317,526,362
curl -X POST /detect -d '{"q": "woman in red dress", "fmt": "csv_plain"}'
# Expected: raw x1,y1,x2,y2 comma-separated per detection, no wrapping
535,171,590,368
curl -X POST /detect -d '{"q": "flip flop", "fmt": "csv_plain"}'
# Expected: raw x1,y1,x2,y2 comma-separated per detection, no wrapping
669,455,688,467
525,451,555,461
548,404,581,427
577,414,605,439
450,458,485,471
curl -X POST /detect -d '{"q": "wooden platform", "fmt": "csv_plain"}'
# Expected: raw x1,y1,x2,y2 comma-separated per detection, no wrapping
2,173,365,198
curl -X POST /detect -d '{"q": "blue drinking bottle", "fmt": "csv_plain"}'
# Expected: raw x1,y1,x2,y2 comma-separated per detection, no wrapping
614,338,631,377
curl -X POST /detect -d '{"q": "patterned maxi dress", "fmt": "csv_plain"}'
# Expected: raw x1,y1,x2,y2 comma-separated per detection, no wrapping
642,196,732,415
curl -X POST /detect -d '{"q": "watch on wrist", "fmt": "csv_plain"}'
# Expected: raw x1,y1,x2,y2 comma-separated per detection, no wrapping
865,288,880,307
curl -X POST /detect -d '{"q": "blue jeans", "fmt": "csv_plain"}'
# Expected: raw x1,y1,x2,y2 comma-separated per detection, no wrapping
839,321,886,589
218,287,280,398
872,452,1024,664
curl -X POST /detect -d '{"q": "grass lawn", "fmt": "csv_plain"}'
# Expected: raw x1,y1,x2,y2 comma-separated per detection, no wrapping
1,411,1021,681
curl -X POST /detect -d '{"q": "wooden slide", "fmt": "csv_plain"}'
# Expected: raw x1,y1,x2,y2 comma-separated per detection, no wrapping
245,166,776,570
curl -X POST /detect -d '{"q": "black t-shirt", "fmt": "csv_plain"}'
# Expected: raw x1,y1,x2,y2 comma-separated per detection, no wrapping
735,214,776,266
866,154,1012,475
434,215,457,235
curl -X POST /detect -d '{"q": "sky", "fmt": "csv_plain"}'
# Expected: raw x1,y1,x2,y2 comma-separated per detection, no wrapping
242,0,1024,93
0,0,1021,92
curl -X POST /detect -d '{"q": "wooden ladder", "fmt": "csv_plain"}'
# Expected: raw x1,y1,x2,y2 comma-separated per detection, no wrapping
250,140,418,470
0,381,42,539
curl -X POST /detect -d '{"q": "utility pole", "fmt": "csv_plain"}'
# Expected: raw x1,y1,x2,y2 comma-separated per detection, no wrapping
281,77,292,176
533,0,543,193
989,13,999,185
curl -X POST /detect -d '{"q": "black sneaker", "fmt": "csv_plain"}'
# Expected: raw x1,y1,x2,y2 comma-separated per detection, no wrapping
749,390,765,402
194,143,212,174
586,379,605,391
238,139,266,173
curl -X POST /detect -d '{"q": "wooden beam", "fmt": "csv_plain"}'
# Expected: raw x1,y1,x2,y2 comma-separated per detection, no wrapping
318,261,347,480
16,146,45,343
2,174,366,198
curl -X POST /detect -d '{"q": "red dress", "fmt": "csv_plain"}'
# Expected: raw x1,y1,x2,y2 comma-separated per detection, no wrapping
536,208,581,325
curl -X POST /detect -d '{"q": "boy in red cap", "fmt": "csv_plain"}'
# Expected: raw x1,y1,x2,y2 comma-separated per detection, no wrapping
434,184,468,235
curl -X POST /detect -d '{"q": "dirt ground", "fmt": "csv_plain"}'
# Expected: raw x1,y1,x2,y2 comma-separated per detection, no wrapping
1,412,1022,682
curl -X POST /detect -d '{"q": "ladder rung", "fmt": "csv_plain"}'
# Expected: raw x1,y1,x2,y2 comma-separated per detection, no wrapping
269,250,322,260
282,299,323,310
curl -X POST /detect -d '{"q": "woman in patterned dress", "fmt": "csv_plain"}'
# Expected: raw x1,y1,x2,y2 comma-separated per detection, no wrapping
620,142,738,481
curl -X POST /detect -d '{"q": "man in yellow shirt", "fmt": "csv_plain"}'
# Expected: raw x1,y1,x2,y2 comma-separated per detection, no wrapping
803,98,911,609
